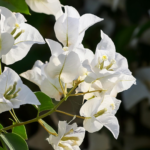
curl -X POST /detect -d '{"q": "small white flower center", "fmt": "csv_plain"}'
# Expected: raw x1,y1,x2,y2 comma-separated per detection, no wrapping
63,47,69,51
102,55,108,61
15,23,20,29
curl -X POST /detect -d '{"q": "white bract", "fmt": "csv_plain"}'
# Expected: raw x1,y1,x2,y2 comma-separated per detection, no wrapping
54,6,103,50
80,96,121,139
25,0,63,19
76,78,118,101
20,60,63,101
43,51,84,84
46,39,88,63
0,6,45,65
0,9,14,58
0,67,40,113
84,30,136,96
47,121,85,150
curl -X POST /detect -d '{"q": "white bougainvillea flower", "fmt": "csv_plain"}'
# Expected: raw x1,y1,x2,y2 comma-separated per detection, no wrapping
45,39,94,88
80,96,121,139
0,10,14,58
2,12,45,65
47,121,85,150
54,6,103,50
85,69,136,98
0,67,40,113
44,51,84,83
90,30,131,75
84,30,136,95
0,8,45,65
25,0,63,19
20,60,63,101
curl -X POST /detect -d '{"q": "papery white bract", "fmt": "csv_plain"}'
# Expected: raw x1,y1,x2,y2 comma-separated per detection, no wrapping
54,6,103,50
46,39,91,65
84,30,136,96
20,60,63,101
44,51,84,83
0,67,40,113
25,0,63,19
0,9,14,58
76,78,118,101
80,96,121,139
0,6,16,33
47,121,85,150
0,6,45,65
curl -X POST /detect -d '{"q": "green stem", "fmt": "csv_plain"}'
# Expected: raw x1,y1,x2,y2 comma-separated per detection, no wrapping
69,90,102,97
67,80,83,96
56,110,85,119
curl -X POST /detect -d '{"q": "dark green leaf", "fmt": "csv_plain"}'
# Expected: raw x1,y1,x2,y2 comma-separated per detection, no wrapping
35,92,55,112
0,124,3,130
114,26,136,51
0,0,30,15
12,125,28,140
38,119,57,135
0,133,28,150
0,147,4,150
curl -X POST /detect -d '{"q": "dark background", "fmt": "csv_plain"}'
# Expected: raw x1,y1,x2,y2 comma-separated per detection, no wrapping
1,0,150,149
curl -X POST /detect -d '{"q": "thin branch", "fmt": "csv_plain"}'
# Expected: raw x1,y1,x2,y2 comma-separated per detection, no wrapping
56,110,85,119
70,90,102,97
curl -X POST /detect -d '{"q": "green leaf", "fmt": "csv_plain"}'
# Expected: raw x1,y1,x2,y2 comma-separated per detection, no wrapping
12,125,28,140
38,119,57,135
35,92,55,112
0,0,30,15
0,133,28,150
0,147,4,150
0,124,3,130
